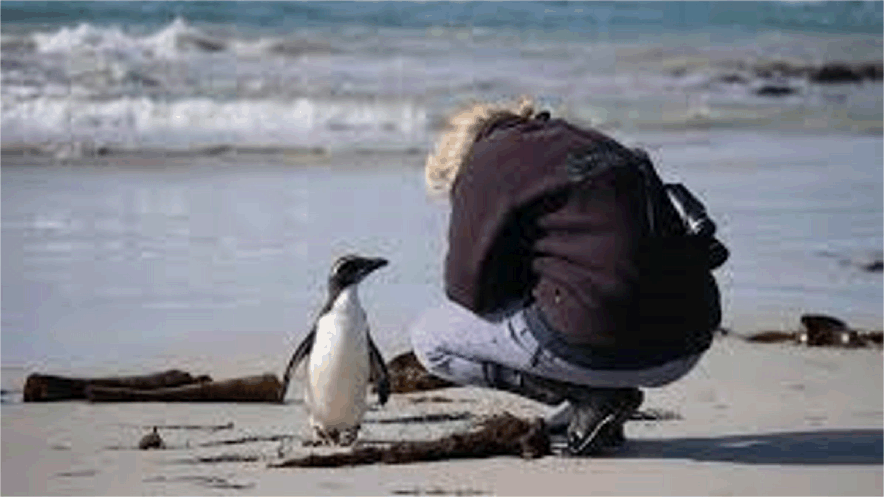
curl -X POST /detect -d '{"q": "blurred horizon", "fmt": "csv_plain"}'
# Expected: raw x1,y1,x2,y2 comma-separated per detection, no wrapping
2,1,882,158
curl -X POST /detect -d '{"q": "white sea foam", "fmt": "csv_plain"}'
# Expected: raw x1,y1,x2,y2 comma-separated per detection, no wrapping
32,18,197,59
27,18,321,61
2,17,880,153
1,94,428,153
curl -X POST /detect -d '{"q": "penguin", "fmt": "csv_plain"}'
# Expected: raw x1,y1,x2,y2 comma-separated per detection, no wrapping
281,254,390,446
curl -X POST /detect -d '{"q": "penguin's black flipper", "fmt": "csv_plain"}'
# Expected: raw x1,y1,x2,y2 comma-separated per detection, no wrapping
367,334,390,406
279,329,316,402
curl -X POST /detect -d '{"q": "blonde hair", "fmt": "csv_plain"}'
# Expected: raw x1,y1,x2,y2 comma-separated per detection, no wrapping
425,96,537,196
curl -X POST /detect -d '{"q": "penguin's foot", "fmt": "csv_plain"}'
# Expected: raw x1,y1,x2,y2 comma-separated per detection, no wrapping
339,425,360,446
301,435,321,447
302,425,359,447
302,426,337,446
302,425,360,447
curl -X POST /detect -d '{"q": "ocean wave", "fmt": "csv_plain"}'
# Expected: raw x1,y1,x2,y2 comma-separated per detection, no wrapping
562,94,883,136
0,34,36,53
29,18,222,57
14,18,342,61
2,15,880,152
1,94,428,156
5,2,881,36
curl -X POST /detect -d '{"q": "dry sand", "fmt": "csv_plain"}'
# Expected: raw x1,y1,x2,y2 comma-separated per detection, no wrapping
2,334,882,496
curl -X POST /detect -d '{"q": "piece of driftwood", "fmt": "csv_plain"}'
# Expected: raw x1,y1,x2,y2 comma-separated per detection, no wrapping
797,314,884,347
144,422,234,431
381,351,456,394
24,346,453,403
271,412,550,468
23,370,209,402
746,331,799,343
863,331,883,345
180,453,263,464
366,412,472,425
800,314,848,342
409,395,456,404
145,475,256,491
744,314,883,349
198,434,293,448
391,487,486,496
86,374,283,403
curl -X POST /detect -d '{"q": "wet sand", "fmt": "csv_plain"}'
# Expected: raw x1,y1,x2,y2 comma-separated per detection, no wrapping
2,335,881,496
2,128,881,495
2,130,881,374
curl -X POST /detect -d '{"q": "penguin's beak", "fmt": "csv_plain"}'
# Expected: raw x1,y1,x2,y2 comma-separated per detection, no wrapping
358,257,388,280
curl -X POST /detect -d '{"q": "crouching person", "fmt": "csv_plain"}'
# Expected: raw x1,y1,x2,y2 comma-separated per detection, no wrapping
409,98,724,456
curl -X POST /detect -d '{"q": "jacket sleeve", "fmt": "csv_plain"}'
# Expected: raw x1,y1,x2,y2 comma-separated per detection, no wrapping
444,145,522,315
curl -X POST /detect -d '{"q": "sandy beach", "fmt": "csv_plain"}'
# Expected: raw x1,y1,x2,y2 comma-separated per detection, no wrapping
2,128,881,496
2,2,882,495
2,334,881,496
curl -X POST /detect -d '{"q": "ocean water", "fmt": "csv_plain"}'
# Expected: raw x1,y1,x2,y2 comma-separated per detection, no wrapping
0,153,450,375
1,2,882,376
1,133,881,373
2,1,882,155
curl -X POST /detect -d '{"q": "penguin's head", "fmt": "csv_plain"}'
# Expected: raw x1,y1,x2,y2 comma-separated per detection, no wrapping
328,254,388,294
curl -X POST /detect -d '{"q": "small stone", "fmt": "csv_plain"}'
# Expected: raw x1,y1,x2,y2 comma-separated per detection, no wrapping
798,314,867,347
862,260,883,272
861,331,883,346
838,330,863,347
810,63,863,84
717,73,749,84
139,427,164,450
754,85,798,97
857,62,883,80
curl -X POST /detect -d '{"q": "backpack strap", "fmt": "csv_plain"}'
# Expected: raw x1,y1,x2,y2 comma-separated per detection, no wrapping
631,148,686,238
631,148,730,269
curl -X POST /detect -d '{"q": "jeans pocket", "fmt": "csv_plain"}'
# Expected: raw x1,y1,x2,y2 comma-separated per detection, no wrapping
506,313,554,372
506,313,533,351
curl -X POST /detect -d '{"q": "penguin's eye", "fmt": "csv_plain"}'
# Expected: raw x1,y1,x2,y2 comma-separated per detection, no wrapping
333,261,361,283
331,256,357,276
342,265,358,280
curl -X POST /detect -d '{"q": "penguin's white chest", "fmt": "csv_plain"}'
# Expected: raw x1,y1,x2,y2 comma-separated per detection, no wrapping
306,287,371,429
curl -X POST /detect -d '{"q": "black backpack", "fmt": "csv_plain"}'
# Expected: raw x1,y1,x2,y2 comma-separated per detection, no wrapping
631,148,729,271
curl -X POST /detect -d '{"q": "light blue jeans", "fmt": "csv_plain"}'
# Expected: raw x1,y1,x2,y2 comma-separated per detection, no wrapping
409,299,704,390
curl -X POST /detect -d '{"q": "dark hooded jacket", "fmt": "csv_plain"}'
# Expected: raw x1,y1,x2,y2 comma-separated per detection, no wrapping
444,115,720,368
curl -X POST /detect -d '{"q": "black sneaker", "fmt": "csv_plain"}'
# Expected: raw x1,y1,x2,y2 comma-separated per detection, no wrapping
603,421,626,447
547,400,632,445
566,388,643,456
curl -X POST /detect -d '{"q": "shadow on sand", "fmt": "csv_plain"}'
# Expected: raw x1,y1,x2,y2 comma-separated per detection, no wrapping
621,429,883,465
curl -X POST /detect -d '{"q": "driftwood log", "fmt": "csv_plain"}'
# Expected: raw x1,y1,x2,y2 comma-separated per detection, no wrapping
744,314,883,348
272,412,550,468
86,374,283,403
745,331,799,343
23,370,209,402
24,348,454,403
380,351,455,394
